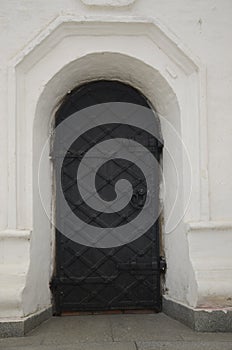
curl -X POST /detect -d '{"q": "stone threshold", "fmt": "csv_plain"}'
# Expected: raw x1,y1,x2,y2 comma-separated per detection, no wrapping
0,307,52,338
163,296,232,332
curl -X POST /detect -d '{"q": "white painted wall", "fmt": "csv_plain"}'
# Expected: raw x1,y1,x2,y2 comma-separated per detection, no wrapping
0,0,231,319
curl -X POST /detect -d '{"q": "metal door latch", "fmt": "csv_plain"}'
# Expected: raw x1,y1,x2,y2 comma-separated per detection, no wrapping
131,187,146,209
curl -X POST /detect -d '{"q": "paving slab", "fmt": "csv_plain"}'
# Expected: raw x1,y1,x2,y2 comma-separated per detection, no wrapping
111,313,186,341
32,315,112,345
137,341,232,350
179,329,232,342
0,342,136,350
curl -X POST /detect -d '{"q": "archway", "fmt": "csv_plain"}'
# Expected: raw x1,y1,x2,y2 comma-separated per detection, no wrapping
28,52,192,317
3,35,200,323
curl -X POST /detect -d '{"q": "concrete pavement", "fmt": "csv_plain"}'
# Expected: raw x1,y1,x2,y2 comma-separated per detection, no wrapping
0,313,232,350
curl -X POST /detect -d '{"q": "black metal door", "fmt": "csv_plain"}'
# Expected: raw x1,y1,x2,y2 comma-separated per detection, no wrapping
51,81,162,314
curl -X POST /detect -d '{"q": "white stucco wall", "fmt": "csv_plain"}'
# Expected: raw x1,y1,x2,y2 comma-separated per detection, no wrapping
0,0,231,319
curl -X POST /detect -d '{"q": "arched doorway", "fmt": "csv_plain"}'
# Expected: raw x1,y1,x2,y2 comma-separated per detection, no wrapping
7,17,203,324
51,80,163,314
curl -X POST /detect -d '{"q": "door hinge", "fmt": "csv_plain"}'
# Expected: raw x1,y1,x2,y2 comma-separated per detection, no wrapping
160,256,167,272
